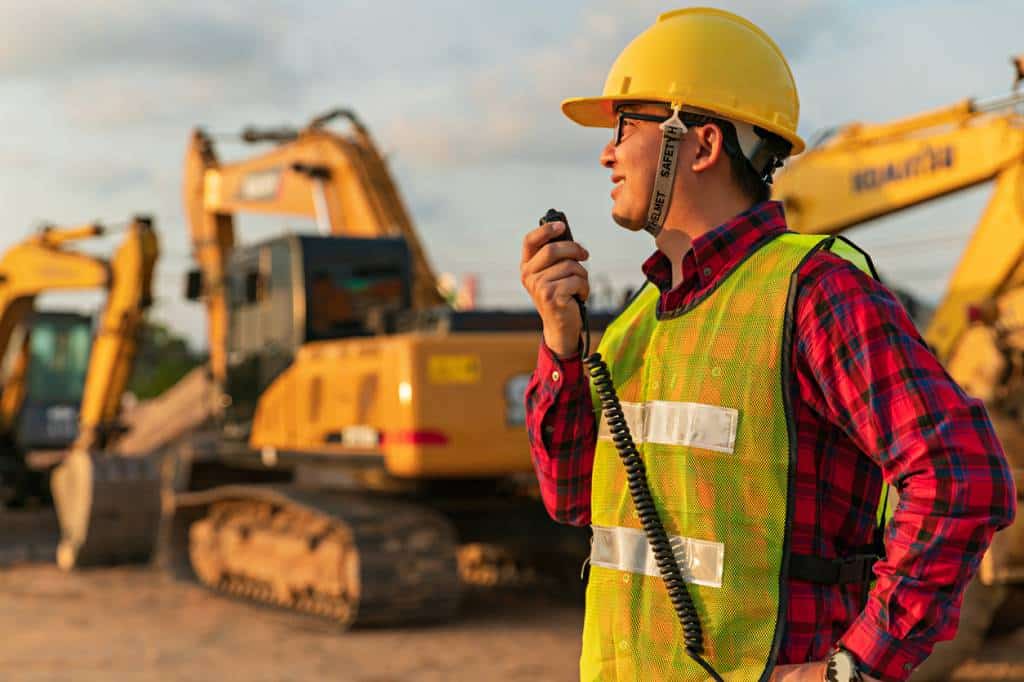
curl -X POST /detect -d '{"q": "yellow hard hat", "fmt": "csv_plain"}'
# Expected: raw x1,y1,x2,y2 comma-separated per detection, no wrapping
562,7,804,155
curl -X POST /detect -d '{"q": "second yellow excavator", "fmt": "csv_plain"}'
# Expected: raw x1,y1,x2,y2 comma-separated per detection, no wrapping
772,61,1024,676
0,218,158,558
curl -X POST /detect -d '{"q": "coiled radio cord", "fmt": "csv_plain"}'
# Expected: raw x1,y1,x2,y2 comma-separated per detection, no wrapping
540,209,723,681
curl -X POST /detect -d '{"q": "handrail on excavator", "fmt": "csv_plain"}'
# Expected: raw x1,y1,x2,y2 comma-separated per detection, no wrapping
36,224,105,246
228,108,365,145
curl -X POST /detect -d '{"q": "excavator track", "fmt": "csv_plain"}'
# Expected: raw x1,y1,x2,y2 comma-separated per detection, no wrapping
176,486,460,627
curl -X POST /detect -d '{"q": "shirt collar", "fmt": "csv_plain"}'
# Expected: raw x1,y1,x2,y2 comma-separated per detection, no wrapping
641,200,788,293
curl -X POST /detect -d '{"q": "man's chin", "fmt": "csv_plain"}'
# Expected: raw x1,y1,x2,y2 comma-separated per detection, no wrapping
611,210,646,232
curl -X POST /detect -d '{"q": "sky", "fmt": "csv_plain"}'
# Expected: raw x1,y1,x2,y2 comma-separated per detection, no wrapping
0,0,1021,349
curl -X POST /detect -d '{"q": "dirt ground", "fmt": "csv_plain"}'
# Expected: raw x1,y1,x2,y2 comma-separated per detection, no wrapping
2,559,1024,681
0,564,581,682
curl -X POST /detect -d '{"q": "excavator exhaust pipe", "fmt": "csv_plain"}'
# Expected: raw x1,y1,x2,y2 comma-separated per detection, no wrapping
50,450,163,569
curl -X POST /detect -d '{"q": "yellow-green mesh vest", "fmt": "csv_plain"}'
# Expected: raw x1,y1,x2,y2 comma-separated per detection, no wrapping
581,233,873,681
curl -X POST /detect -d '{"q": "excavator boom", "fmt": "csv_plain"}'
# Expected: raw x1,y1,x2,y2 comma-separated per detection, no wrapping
773,89,1024,360
183,110,444,382
74,217,159,451
0,224,109,436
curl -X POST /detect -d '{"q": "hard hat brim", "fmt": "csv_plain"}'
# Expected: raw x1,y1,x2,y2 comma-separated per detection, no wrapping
561,94,806,156
561,95,620,128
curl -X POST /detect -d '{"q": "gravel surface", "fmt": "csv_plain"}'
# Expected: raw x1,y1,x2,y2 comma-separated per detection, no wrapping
2,562,1024,681
0,565,581,682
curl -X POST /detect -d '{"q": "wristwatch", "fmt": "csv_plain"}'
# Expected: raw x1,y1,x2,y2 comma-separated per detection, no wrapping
825,647,862,682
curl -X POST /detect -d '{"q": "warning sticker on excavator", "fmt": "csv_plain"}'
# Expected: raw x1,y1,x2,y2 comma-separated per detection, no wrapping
237,167,283,201
428,355,481,384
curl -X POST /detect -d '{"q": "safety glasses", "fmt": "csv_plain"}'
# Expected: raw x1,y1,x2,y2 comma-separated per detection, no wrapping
613,109,747,162
614,111,673,145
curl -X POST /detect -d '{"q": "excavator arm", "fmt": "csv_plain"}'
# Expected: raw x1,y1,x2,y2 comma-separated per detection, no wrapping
773,88,1024,362
0,224,109,434
73,217,158,451
183,109,444,383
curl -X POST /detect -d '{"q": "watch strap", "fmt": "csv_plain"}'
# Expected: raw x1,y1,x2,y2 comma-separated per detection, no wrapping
825,647,863,682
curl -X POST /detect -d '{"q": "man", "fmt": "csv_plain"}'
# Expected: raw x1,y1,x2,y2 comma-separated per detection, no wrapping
519,8,1015,682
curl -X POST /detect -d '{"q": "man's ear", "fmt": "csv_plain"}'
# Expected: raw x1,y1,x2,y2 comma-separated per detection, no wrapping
690,123,725,174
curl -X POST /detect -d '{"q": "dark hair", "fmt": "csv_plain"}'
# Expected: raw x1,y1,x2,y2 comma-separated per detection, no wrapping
726,151,771,204
692,116,788,205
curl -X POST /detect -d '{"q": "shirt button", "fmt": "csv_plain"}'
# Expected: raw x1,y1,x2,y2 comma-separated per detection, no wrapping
619,640,629,651
702,267,712,278
544,425,554,435
622,574,630,584
551,370,560,382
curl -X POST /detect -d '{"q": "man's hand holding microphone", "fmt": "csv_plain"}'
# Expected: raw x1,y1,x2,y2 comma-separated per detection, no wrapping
520,216,590,359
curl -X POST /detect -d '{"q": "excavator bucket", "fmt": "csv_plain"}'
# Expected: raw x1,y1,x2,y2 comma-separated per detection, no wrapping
50,449,162,568
50,367,221,569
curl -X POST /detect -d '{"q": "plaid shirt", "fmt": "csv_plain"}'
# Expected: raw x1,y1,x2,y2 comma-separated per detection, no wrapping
525,200,1016,681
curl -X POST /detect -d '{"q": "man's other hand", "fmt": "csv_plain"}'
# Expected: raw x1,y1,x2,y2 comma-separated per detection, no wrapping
771,661,881,682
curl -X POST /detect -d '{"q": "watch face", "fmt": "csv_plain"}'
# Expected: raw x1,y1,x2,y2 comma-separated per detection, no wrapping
826,650,860,682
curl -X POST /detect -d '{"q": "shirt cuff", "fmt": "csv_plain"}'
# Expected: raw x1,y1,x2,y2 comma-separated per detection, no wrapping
840,614,931,682
537,342,584,391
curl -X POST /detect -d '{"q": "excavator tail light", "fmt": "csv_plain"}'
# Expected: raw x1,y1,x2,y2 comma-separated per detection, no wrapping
381,430,450,446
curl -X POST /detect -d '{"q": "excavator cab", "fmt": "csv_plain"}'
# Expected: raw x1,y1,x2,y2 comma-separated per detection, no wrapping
222,234,411,435
15,312,94,451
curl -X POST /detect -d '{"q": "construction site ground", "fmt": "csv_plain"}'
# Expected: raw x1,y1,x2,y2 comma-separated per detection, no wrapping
0,561,580,682
2,556,1024,682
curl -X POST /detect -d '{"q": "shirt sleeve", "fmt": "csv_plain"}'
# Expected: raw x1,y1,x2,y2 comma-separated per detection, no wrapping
524,342,596,526
794,255,1016,681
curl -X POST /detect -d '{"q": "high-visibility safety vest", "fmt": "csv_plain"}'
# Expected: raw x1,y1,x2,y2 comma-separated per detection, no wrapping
581,233,873,681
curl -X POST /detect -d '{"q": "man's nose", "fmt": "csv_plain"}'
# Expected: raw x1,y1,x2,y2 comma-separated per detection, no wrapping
600,138,616,168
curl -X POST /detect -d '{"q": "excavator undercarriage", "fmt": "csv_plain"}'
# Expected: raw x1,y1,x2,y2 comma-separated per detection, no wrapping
181,487,461,627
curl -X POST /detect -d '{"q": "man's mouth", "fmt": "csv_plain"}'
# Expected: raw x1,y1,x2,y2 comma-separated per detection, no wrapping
611,176,624,198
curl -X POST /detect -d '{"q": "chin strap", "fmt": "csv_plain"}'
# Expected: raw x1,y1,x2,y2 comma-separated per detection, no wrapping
642,106,688,238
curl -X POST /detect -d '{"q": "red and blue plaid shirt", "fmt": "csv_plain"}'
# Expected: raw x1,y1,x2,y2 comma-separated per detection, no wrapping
525,200,1016,681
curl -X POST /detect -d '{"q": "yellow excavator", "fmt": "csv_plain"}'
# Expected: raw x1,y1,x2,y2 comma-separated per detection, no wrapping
0,218,158,556
54,110,601,625
772,61,1024,676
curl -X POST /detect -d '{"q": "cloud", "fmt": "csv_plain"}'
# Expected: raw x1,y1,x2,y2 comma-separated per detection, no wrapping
379,0,852,168
66,161,154,198
793,0,1024,136
0,2,285,77
0,0,1021,347
0,1,301,131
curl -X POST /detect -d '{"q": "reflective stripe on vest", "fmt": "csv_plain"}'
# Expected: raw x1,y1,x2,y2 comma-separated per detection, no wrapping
590,524,724,588
596,400,738,453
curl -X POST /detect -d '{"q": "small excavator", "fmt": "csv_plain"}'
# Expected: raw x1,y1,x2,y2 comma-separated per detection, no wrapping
772,58,1024,677
0,217,158,560
53,110,603,626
